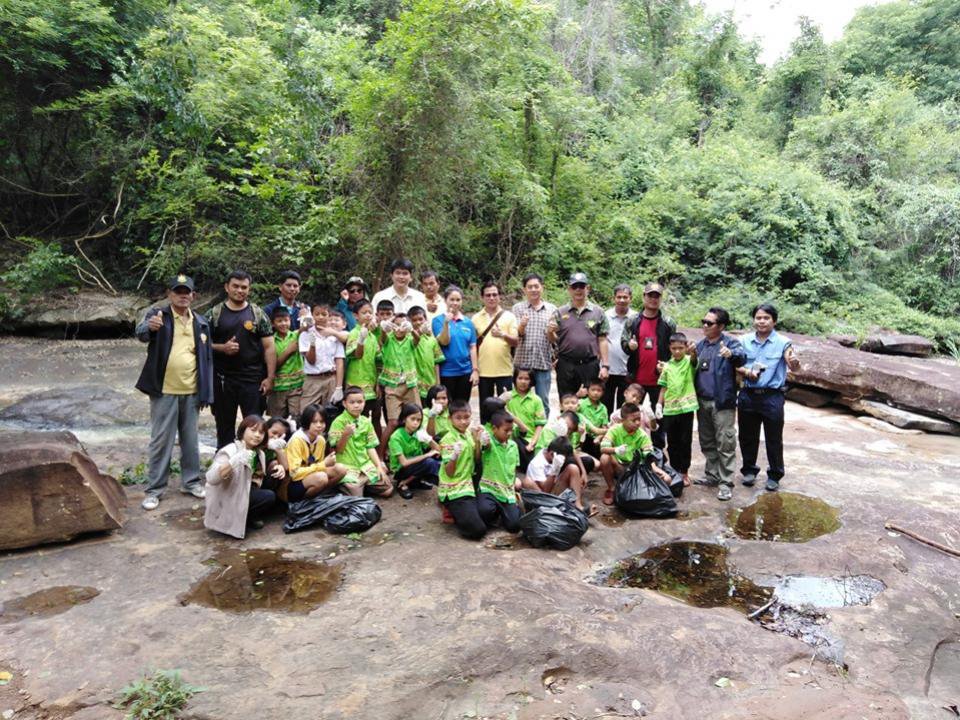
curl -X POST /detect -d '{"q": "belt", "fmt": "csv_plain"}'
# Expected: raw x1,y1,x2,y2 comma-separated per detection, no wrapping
559,355,598,366
307,370,336,377
742,386,783,395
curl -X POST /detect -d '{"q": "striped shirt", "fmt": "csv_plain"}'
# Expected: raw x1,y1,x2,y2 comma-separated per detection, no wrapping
511,300,556,371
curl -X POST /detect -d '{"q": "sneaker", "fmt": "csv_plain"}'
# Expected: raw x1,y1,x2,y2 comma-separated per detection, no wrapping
717,485,732,501
141,495,160,511
741,473,757,487
180,484,206,499
765,478,780,492
693,477,719,487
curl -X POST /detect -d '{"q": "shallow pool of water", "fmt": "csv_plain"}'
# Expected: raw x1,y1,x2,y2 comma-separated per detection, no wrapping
0,586,100,622
727,492,840,542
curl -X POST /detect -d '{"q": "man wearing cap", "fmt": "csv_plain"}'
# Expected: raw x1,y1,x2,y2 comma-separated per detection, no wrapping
135,275,214,511
336,276,367,330
263,270,310,330
547,272,610,397
621,282,676,448
370,258,427,315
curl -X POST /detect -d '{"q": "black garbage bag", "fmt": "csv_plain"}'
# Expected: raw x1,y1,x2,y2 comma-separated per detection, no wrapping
283,494,382,534
518,489,589,551
651,447,684,498
614,455,678,518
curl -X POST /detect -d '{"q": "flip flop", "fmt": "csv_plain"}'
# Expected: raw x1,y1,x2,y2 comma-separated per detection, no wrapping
602,489,614,506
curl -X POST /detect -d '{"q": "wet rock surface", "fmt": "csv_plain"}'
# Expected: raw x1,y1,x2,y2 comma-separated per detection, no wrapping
727,492,841,542
0,338,958,720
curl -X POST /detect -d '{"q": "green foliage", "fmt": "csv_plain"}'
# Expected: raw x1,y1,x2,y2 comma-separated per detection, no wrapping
0,239,77,293
115,669,202,720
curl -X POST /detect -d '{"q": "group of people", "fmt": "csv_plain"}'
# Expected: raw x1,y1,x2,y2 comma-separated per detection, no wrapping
135,260,800,539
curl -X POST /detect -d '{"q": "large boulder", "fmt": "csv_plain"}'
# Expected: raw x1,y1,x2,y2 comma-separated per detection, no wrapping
0,431,126,551
787,333,960,424
0,385,145,428
859,333,935,357
840,398,960,435
9,290,147,336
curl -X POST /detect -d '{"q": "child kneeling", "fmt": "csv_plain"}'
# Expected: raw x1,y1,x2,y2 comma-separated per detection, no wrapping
600,402,671,505
388,403,441,499
328,386,393,497
477,411,522,532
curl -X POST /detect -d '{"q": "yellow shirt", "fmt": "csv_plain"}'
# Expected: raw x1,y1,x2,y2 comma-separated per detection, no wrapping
162,309,198,394
286,430,327,482
473,308,517,378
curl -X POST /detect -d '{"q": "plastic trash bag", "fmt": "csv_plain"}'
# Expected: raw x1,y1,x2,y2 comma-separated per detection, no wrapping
283,494,382,534
651,447,684,498
518,489,589,551
614,455,678,518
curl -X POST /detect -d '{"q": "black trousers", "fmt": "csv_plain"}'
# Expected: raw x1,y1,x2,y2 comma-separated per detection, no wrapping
556,357,599,397
517,439,536,472
441,374,473,403
214,374,264,449
247,485,276,525
738,390,786,481
641,384,666,449
581,435,602,460
478,376,513,403
443,495,487,539
477,492,521,532
602,374,630,414
662,411,694,473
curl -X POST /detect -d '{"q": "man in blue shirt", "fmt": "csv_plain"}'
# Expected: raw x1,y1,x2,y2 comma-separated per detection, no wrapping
736,302,801,492
262,270,310,330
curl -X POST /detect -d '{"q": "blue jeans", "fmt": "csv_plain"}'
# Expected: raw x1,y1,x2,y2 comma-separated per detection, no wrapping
531,369,552,418
146,393,202,497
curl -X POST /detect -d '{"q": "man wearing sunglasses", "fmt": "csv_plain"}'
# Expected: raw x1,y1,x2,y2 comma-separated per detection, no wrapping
620,282,675,448
694,307,746,501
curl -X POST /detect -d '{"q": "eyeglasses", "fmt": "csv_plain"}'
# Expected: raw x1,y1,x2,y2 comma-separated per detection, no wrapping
701,320,717,327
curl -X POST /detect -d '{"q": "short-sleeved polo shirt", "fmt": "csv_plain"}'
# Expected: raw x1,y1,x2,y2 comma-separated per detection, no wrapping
432,314,478,376
553,302,609,361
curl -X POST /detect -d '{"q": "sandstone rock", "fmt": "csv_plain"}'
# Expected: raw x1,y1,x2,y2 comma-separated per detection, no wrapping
0,431,126,550
787,334,960,424
786,386,835,408
859,333,934,357
827,334,858,348
9,290,147,336
856,416,923,435
0,385,144,428
846,399,960,435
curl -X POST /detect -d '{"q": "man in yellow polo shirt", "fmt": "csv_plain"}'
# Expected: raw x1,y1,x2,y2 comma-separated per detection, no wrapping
135,275,215,511
472,281,518,403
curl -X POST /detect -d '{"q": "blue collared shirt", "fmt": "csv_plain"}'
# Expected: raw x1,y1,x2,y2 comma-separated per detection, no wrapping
263,297,309,330
741,330,792,390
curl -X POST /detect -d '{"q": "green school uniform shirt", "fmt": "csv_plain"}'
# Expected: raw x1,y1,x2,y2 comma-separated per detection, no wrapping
380,333,418,388
423,408,452,439
273,330,304,392
578,397,609,435
413,333,444,398
506,391,546,443
480,435,519,503
345,326,381,400
438,427,476,502
387,426,428,473
657,355,699,415
328,412,379,470
601,422,653,463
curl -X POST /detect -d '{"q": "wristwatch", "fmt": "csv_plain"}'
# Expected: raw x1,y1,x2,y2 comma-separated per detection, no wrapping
601,364,609,369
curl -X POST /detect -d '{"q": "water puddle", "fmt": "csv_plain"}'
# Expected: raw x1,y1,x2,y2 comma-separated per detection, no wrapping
595,541,885,667
0,586,100,622
179,548,340,614
162,506,205,530
727,492,840,542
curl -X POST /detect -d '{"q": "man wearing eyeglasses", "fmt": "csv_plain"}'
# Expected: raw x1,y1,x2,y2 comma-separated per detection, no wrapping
620,282,675,448
694,307,746,501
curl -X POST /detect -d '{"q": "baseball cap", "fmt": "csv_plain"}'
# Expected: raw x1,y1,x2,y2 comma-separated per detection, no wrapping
169,274,195,292
344,276,366,289
568,272,589,286
643,282,664,295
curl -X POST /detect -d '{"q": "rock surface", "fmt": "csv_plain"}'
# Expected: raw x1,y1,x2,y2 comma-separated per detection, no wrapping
785,386,836,408
0,385,144,428
0,431,126,551
859,333,935,357
842,398,960,435
787,333,960,424
8,290,147,336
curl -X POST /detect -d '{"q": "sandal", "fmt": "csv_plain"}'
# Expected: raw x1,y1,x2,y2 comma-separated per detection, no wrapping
603,489,614,506
398,485,414,500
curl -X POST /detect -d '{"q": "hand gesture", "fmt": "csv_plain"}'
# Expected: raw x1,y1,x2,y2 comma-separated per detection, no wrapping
687,340,697,355
341,422,356,439
427,301,438,313
615,444,628,456
223,336,240,355
415,429,433,444
718,341,732,359
655,404,663,419
490,324,503,338
147,310,163,332
546,317,559,335
330,387,344,404
270,464,285,480
576,384,588,398
518,314,529,331
358,326,369,342
340,288,350,301
628,338,639,351
655,360,665,374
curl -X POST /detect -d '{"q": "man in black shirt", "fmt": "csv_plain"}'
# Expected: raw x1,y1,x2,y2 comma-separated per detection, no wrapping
208,270,277,448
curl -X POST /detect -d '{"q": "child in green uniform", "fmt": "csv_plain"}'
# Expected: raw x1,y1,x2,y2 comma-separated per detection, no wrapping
388,403,441,499
478,412,521,532
328,386,392,497
655,332,699,485
423,384,452,440
438,400,485,539
506,367,545,471
377,311,422,460
344,300,382,419
578,378,609,459
408,306,444,399
599,402,671,505
267,307,304,420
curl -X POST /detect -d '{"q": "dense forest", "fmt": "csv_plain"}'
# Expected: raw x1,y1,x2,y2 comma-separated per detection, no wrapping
1,0,959,345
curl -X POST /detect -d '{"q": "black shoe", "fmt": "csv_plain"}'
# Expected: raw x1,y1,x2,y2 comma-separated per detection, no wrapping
247,519,265,530
765,478,780,492
693,477,719,487
398,485,414,499
741,474,757,487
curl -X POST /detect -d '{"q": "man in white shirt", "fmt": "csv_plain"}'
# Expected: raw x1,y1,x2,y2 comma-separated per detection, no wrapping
370,258,427,315
604,283,637,413
420,269,447,323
